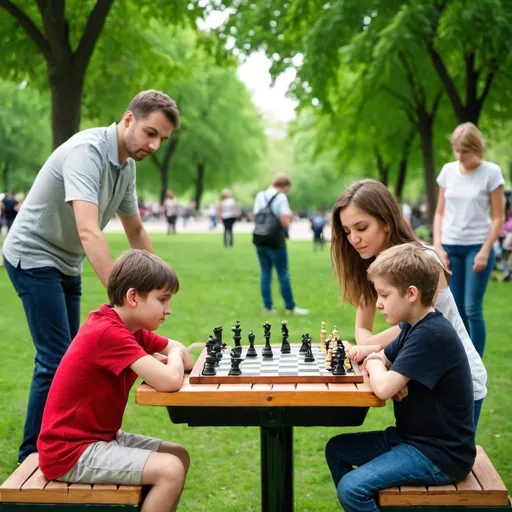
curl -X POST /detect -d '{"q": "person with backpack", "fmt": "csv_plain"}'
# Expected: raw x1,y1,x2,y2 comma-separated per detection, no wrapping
252,173,309,315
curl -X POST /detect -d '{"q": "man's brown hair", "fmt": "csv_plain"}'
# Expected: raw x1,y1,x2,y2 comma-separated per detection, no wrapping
367,244,439,307
271,173,292,188
107,249,179,306
125,90,180,129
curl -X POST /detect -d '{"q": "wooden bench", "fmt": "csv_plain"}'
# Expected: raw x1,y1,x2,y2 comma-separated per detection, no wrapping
0,453,144,510
379,446,510,511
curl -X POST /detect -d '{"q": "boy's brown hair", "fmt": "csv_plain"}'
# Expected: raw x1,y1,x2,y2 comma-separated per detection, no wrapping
107,249,179,306
367,244,439,307
125,90,181,129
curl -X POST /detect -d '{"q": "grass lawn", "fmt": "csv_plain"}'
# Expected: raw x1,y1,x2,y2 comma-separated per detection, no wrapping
0,233,510,511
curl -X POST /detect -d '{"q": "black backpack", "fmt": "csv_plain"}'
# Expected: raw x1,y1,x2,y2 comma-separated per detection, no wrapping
252,193,286,249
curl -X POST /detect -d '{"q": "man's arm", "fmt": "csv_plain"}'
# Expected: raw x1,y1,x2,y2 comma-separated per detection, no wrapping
119,215,154,252
73,200,113,287
365,357,410,400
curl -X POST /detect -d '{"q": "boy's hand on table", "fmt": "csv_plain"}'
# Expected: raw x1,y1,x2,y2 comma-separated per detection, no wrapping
392,385,409,402
362,351,387,373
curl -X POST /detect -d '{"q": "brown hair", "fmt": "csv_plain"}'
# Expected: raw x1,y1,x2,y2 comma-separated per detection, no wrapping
166,189,175,199
107,249,179,306
450,122,486,157
330,179,419,307
125,90,181,129
367,244,439,307
271,173,292,188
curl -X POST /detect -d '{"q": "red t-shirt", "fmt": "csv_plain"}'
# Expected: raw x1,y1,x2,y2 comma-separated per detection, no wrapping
37,305,168,480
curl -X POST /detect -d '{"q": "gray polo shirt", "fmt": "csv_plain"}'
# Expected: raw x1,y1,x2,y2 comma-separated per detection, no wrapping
3,123,139,276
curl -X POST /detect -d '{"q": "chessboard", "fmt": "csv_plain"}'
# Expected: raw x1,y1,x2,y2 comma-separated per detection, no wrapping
189,344,364,384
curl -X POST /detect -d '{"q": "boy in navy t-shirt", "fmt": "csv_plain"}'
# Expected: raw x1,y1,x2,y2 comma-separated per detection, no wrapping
325,244,475,512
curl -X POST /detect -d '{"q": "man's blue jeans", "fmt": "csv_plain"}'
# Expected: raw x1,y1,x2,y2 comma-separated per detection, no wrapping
4,258,81,463
443,244,495,357
325,430,455,512
255,246,295,310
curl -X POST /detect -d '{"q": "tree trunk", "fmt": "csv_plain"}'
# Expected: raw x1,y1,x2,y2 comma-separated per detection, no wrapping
2,162,9,193
417,114,436,224
194,162,205,210
395,157,407,202
394,130,415,201
375,151,389,186
49,73,84,149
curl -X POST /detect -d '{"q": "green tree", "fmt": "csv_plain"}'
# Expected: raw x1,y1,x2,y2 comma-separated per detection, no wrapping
0,80,51,192
0,0,201,148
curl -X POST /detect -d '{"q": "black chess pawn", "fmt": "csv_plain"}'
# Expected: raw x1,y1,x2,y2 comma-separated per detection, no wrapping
299,333,309,353
232,320,242,348
202,354,217,376
280,321,291,354
261,321,273,359
228,354,243,376
246,331,257,357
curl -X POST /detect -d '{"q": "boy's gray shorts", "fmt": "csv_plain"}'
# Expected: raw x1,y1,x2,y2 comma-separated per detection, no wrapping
57,430,162,486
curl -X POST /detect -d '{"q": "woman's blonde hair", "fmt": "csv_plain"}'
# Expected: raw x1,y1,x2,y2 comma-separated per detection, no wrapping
220,188,231,200
450,122,486,157
330,180,419,307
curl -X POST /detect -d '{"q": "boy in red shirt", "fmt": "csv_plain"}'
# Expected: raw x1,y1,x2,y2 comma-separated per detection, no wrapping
38,249,194,512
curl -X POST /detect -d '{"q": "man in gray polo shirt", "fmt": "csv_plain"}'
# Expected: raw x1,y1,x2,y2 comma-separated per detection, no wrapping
3,90,180,463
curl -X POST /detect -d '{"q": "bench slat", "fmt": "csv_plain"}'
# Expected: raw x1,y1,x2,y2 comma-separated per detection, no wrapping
455,471,482,493
0,453,39,491
378,446,509,507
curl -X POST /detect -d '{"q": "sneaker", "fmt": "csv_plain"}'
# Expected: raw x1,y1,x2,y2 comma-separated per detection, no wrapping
264,308,277,314
285,306,309,316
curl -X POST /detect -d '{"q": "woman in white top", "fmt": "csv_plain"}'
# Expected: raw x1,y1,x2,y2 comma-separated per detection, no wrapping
218,189,239,248
330,179,487,426
434,123,505,358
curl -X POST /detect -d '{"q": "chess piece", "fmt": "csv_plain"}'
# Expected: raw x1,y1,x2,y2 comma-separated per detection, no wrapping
299,333,309,353
202,354,217,376
232,345,243,358
304,340,315,363
325,344,333,371
320,321,327,352
228,353,243,376
214,325,226,348
261,321,273,359
206,335,216,355
246,331,257,357
331,326,339,341
332,355,346,376
232,320,242,348
280,321,291,354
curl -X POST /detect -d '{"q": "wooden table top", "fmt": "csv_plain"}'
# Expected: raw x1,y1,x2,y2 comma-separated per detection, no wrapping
135,375,385,408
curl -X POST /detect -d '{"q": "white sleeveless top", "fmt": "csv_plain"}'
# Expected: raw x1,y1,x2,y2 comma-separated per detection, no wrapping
423,245,487,400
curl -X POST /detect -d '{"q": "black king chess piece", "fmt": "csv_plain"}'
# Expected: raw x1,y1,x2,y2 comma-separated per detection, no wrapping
232,320,242,349
228,349,243,376
246,331,257,357
280,321,291,354
261,321,273,359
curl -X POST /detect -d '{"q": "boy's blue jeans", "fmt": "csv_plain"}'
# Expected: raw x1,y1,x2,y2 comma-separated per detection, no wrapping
325,430,455,512
255,246,295,310
4,258,81,463
443,244,495,357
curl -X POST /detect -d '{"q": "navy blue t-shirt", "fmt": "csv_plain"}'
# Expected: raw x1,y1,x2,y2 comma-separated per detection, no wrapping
384,310,476,479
